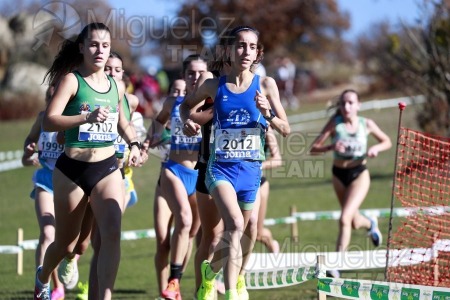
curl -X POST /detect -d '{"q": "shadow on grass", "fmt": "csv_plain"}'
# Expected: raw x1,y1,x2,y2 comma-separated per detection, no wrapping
1,290,35,300
111,288,147,295
2,289,149,300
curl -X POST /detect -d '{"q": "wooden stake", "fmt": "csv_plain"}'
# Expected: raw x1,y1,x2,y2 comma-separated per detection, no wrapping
290,205,298,242
317,255,326,300
17,228,23,275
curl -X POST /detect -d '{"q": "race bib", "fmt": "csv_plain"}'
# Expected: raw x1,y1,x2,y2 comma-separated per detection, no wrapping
38,132,64,159
213,128,262,160
341,138,365,157
78,112,119,142
114,134,127,155
171,116,202,145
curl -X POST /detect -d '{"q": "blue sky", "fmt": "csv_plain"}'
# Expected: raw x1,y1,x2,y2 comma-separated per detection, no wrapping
107,0,421,69
338,0,420,39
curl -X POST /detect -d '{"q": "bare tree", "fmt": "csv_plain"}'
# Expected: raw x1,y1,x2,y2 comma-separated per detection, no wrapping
357,0,450,135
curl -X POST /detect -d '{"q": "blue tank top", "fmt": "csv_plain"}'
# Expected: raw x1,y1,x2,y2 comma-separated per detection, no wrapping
170,96,202,151
37,129,64,171
210,75,267,162
333,115,368,160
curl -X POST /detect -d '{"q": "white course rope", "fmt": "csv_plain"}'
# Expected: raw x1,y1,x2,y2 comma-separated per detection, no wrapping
0,159,23,172
0,245,23,254
0,228,158,254
289,206,450,222
261,206,450,228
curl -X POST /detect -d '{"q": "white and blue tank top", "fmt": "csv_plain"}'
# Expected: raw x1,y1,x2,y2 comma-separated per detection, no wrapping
37,130,64,171
170,96,202,151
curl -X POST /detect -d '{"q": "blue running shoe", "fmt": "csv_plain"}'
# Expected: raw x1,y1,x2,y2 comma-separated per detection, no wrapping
34,266,50,300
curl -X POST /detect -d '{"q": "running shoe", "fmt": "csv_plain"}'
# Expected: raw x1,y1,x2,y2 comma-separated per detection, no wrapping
197,260,216,300
34,266,50,300
224,289,238,300
50,287,64,300
326,270,341,278
58,255,79,289
236,275,248,300
368,216,382,247
161,278,181,300
75,281,88,300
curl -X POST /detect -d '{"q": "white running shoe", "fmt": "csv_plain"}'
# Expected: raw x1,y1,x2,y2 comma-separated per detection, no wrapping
58,255,79,289
368,216,382,247
326,270,341,278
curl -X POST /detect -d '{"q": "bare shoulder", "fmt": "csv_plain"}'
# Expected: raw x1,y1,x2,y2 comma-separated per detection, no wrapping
364,117,382,133
259,75,277,88
125,93,139,110
113,77,126,95
125,93,139,114
365,118,377,128
259,76,278,96
55,72,78,95
60,72,78,85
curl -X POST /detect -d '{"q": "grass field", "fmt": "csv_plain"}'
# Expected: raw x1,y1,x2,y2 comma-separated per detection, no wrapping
0,99,421,299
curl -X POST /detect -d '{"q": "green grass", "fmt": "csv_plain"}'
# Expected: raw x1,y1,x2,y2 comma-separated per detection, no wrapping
0,101,421,299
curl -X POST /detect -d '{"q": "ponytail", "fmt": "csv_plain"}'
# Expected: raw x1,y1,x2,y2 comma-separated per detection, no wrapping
209,30,231,72
250,42,264,73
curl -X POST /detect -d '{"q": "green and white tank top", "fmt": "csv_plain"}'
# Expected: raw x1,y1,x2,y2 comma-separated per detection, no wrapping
63,71,119,148
333,115,368,160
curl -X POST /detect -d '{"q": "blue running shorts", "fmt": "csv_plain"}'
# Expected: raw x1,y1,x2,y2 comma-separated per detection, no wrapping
206,160,262,210
30,167,53,199
165,159,199,196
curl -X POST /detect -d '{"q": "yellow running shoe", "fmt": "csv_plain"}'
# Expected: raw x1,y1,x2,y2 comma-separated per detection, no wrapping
75,281,88,300
224,289,239,300
236,275,249,300
197,260,217,300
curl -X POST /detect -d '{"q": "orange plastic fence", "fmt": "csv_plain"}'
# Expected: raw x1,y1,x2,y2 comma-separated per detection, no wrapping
388,128,450,287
